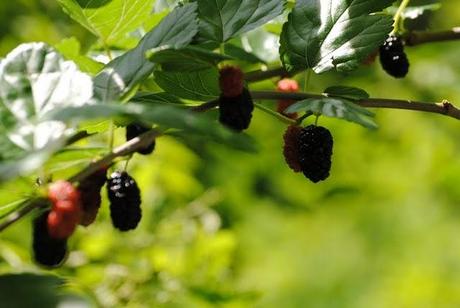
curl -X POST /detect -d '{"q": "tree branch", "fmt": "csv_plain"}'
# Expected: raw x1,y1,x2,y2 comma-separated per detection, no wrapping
250,91,460,120
405,28,460,46
0,199,48,232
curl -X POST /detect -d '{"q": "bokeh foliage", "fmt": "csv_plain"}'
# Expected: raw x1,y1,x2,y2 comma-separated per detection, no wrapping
1,1,460,307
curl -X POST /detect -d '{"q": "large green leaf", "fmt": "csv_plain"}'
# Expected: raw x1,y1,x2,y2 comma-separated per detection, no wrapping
193,0,286,42
93,3,198,101
57,0,155,45
55,37,104,75
44,103,256,152
148,46,231,71
0,42,94,151
286,97,378,129
324,86,370,101
280,0,394,73
154,69,220,101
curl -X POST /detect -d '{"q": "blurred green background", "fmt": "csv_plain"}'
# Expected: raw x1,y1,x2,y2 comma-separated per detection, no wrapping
1,1,460,307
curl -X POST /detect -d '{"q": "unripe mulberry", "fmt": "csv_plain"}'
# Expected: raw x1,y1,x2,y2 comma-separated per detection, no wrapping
32,211,67,267
276,79,299,119
48,180,79,204
107,171,142,231
126,122,155,155
218,88,254,131
219,66,244,97
379,36,409,78
47,210,79,239
78,168,107,226
298,125,333,183
283,125,302,172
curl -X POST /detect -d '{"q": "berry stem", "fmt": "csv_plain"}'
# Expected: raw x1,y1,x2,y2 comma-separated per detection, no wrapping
314,115,320,126
392,0,411,35
303,70,312,92
254,102,297,125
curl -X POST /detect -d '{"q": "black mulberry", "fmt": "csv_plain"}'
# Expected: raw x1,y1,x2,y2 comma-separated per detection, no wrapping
107,171,142,231
126,122,155,155
298,125,333,183
79,168,107,226
379,36,409,78
218,88,254,131
32,211,67,267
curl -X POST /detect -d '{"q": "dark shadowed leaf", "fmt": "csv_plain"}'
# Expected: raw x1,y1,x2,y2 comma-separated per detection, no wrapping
324,86,370,101
154,68,220,101
148,46,231,71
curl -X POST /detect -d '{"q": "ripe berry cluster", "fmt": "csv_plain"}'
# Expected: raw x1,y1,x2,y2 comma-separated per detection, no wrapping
283,125,334,183
276,78,299,119
379,36,409,78
32,167,144,267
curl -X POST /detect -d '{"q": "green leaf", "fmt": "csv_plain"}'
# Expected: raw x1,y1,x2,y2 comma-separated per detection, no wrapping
386,3,442,20
0,274,65,308
93,3,198,101
132,92,186,105
324,86,370,101
57,0,156,45
0,42,93,151
154,68,220,101
224,43,266,64
55,37,104,75
44,103,257,152
280,0,394,73
148,46,231,71
286,97,377,129
192,0,286,42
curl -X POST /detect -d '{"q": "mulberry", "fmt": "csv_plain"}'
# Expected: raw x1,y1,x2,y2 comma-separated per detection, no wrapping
78,168,107,226
283,125,302,172
276,79,299,119
32,211,67,267
218,88,254,131
379,36,409,78
126,122,155,155
219,66,244,97
298,125,333,183
107,171,142,231
47,181,81,239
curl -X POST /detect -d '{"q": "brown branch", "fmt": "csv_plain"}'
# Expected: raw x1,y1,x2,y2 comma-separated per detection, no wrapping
0,199,48,232
188,91,460,120
405,28,460,46
251,91,460,120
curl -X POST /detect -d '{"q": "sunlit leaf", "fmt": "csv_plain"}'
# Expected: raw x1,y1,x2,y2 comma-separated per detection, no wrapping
286,97,377,129
93,3,198,101
57,0,156,45
192,0,286,42
55,37,104,75
280,0,394,73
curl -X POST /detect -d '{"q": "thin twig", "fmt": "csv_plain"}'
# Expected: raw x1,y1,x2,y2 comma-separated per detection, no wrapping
405,28,460,46
0,199,47,232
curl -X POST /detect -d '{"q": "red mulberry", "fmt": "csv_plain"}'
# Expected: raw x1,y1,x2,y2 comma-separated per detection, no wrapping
219,66,244,98
32,211,68,267
107,171,142,231
78,168,107,226
379,36,409,78
126,122,155,155
283,125,302,172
